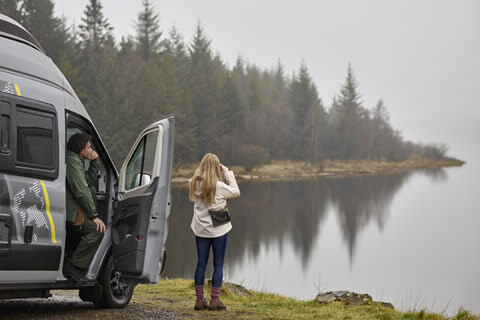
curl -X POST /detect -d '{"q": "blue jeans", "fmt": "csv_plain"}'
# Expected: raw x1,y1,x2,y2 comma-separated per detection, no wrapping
194,233,228,287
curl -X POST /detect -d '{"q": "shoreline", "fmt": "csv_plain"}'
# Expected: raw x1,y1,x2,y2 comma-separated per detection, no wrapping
132,278,479,320
172,156,465,185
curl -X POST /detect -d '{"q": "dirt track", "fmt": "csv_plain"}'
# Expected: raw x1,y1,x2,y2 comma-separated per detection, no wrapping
0,291,182,320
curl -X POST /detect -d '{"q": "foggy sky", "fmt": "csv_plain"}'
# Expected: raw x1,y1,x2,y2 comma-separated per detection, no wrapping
54,0,480,161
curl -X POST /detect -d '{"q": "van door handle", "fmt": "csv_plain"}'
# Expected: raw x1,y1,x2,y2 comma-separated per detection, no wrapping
0,215,12,255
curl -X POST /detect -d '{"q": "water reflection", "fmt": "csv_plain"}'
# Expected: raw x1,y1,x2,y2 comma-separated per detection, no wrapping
415,168,449,183
166,170,449,278
328,174,412,262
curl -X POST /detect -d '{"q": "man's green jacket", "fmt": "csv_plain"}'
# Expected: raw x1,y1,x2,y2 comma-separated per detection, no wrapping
66,150,100,222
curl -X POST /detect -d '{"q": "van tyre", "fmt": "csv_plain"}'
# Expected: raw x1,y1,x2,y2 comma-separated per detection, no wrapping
93,255,135,308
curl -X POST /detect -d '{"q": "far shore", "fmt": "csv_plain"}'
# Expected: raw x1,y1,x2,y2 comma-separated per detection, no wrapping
172,156,465,186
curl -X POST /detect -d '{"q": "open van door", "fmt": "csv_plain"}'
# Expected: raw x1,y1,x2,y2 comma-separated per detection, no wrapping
112,115,174,284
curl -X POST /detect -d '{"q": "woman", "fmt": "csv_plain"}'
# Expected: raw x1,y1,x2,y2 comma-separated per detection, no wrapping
189,153,240,311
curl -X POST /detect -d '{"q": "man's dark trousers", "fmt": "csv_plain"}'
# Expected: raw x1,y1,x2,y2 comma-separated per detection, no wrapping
69,218,104,269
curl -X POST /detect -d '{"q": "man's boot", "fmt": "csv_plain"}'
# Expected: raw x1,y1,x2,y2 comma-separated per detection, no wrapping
63,261,87,284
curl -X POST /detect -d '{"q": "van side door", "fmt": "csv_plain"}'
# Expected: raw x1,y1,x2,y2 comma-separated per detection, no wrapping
0,82,62,284
112,115,174,284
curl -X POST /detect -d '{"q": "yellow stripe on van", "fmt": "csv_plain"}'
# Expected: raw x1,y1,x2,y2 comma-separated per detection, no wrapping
14,83,21,96
40,180,56,244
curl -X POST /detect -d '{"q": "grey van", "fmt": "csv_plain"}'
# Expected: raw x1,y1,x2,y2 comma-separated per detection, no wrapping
0,14,174,307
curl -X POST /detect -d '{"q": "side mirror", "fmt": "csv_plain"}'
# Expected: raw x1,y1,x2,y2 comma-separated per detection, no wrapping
140,173,151,186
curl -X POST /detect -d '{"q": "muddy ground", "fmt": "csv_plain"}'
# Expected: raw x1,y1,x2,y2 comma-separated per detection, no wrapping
0,290,182,320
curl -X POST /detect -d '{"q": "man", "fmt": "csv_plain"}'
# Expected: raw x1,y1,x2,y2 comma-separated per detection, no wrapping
64,133,106,282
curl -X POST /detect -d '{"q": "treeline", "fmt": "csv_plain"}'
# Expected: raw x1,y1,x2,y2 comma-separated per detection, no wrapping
0,0,448,169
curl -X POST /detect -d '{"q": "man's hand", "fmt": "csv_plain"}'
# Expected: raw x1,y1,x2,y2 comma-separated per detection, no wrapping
87,150,98,161
93,217,106,233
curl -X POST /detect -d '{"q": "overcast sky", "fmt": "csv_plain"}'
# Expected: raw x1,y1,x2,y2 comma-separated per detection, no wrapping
54,0,480,161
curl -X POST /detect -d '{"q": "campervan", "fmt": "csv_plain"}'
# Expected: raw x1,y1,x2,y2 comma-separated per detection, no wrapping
0,13,173,307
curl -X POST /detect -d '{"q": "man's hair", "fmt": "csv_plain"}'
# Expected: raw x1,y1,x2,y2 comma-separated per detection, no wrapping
67,133,91,154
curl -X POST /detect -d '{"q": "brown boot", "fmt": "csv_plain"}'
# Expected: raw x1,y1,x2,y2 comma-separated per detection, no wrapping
209,299,227,311
194,299,208,311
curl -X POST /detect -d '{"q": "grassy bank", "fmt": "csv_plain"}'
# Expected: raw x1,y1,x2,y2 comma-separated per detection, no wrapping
172,156,465,184
134,279,478,320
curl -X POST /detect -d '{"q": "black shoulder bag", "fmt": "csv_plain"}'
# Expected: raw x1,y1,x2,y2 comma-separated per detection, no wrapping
209,206,231,227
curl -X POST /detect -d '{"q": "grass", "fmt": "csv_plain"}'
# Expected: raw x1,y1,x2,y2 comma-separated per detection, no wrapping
132,278,479,320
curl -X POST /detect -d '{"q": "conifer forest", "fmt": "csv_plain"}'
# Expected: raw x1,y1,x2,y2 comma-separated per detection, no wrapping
0,0,448,168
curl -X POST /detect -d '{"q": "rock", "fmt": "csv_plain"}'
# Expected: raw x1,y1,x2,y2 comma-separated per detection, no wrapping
223,282,252,297
373,301,394,309
205,280,252,297
316,291,372,306
316,291,393,309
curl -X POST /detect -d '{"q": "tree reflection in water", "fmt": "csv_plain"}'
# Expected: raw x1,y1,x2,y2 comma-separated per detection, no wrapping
165,169,448,279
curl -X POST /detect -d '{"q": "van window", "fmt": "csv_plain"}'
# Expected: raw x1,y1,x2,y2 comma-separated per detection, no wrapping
125,137,145,190
16,107,54,166
0,93,58,180
125,130,158,191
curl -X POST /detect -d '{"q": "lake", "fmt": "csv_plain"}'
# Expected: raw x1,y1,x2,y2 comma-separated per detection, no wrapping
164,161,479,315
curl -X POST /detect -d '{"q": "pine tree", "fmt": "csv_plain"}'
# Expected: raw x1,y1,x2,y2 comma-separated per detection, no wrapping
330,63,368,159
119,36,135,58
164,25,190,82
0,0,22,21
338,63,362,108
272,60,287,104
243,65,266,148
163,26,197,163
189,21,212,67
217,72,247,162
188,22,217,158
78,0,113,106
135,0,162,61
371,99,395,160
79,0,112,52
288,62,324,161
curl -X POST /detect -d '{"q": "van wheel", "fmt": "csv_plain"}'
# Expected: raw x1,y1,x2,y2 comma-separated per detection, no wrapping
93,255,135,308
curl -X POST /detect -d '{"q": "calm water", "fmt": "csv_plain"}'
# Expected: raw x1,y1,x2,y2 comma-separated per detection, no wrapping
165,161,479,315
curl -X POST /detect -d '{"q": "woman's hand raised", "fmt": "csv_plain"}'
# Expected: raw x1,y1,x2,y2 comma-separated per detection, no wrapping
220,164,229,174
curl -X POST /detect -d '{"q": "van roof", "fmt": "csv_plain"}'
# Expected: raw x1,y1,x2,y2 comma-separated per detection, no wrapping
0,13,44,53
0,13,85,116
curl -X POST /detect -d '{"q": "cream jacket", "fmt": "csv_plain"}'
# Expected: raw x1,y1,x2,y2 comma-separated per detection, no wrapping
190,170,240,238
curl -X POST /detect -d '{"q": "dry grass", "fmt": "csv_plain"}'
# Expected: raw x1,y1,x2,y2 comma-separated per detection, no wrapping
172,156,465,185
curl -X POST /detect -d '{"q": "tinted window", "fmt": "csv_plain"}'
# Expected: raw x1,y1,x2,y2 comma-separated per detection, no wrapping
142,131,158,178
125,131,158,191
125,137,145,190
0,93,58,180
16,107,54,167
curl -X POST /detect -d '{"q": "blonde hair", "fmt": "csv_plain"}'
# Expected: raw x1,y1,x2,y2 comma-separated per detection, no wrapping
189,153,222,204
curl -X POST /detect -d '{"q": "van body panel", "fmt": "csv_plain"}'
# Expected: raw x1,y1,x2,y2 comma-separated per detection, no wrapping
0,271,58,284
